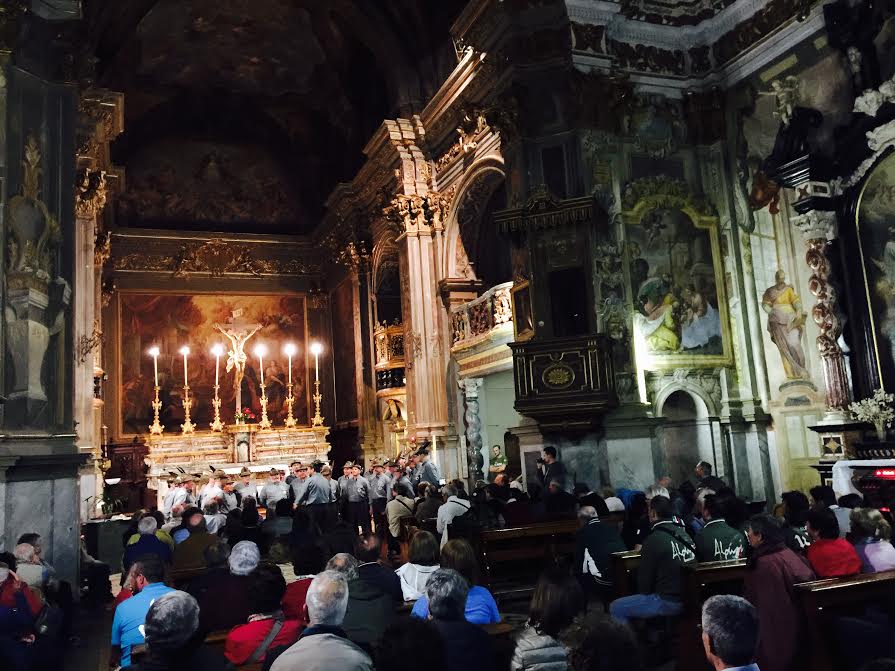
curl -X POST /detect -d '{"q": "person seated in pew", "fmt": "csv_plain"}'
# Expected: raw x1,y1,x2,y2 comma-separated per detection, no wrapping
411,539,500,625
184,542,231,606
374,618,447,671
396,530,441,601
193,541,260,634
424,569,496,671
811,485,852,538
609,495,696,625
574,483,610,517
110,557,176,668
128,590,230,671
851,507,895,573
780,490,812,554
544,480,578,520
696,494,746,562
355,535,402,603
415,483,444,524
564,612,643,671
225,563,301,666
282,542,327,624
327,553,394,652
171,513,218,573
621,492,650,551
511,567,585,671
743,514,815,671
386,482,418,557
575,505,627,599
0,561,39,671
123,516,172,574
700,595,760,671
806,507,862,578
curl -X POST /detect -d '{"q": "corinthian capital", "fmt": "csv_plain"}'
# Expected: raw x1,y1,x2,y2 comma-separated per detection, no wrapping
792,210,837,241
458,377,484,399
75,169,107,220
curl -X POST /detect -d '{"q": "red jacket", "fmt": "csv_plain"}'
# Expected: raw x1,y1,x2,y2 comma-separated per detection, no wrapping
224,617,302,664
0,577,42,618
282,577,313,624
807,538,862,578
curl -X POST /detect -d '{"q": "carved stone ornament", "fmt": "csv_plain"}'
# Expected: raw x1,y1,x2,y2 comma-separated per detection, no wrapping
853,77,895,117
75,169,107,220
385,191,455,236
94,230,111,267
792,210,837,241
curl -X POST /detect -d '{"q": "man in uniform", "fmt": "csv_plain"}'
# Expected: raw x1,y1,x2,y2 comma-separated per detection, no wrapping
219,476,240,513
234,467,255,498
369,461,391,539
342,463,371,535
290,463,310,506
286,461,303,486
337,461,353,521
321,463,339,528
169,476,195,512
202,470,225,507
296,461,333,532
416,445,441,491
259,468,289,514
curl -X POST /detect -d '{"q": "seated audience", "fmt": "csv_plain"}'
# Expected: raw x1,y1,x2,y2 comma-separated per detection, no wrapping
264,499,296,542
395,530,440,601
193,540,259,633
744,514,815,671
700,595,760,671
230,506,267,552
851,507,895,573
128,590,230,671
811,485,851,537
545,480,578,520
609,495,696,625
110,556,175,667
469,487,503,530
0,561,38,671
80,537,113,608
374,618,447,671
437,484,472,545
564,614,643,671
575,505,627,598
355,535,402,602
574,483,610,517
621,492,650,550
387,482,417,542
695,460,726,491
171,507,201,544
323,521,361,558
269,570,373,671
225,563,301,665
424,569,495,671
512,567,585,670
327,553,393,650
123,516,172,572
171,514,218,572
12,544,46,598
202,501,227,535
161,505,183,535
411,538,499,624
282,545,327,624
781,490,812,553
696,494,746,562
126,512,175,551
806,507,862,577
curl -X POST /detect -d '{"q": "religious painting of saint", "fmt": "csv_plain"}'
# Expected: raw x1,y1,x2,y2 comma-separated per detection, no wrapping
115,292,308,436
761,271,809,382
627,207,730,367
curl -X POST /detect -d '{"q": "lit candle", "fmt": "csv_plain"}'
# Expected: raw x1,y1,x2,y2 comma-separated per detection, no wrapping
211,344,224,388
310,342,323,382
254,344,267,387
284,343,297,386
148,346,160,387
179,346,190,385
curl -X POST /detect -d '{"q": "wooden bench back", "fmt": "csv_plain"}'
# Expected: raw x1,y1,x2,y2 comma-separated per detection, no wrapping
610,550,641,599
797,570,895,671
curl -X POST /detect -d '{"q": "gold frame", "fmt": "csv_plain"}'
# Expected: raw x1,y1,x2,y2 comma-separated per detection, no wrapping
110,289,310,441
510,280,535,342
622,193,733,369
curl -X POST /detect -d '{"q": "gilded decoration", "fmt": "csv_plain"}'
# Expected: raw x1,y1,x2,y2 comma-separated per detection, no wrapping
75,169,107,220
374,323,405,371
451,282,513,348
6,135,62,292
385,191,455,237
542,363,575,389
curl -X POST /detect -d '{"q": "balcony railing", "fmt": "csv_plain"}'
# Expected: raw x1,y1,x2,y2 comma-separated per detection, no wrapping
450,282,514,347
374,322,405,392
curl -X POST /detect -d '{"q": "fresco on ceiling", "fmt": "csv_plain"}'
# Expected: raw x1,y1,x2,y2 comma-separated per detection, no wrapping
629,208,726,361
117,293,308,435
857,153,895,385
115,139,301,231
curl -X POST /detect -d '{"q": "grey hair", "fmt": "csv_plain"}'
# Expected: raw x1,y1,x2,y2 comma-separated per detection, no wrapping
644,484,669,500
325,553,359,581
144,590,200,651
701,595,759,667
12,543,35,563
442,484,458,499
578,506,599,522
425,568,469,621
850,507,892,541
306,570,350,626
138,515,158,535
203,501,219,515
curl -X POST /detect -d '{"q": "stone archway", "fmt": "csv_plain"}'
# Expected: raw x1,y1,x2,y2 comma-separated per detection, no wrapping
657,388,715,487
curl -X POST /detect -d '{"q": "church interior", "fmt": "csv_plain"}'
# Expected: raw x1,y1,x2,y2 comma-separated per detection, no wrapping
4,0,895,669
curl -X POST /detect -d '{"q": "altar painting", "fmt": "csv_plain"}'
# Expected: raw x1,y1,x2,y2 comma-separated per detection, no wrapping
627,207,731,367
118,293,308,434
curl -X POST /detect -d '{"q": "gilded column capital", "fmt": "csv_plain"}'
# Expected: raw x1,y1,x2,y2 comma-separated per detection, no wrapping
75,169,107,220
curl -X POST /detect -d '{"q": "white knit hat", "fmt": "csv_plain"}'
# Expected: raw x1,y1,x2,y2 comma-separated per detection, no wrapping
228,540,261,576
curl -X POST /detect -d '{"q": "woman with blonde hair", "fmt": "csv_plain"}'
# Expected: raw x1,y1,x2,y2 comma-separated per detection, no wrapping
850,507,895,573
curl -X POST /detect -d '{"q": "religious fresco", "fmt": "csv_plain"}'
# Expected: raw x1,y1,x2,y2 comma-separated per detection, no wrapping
627,208,728,364
857,152,895,386
117,293,308,435
331,279,358,424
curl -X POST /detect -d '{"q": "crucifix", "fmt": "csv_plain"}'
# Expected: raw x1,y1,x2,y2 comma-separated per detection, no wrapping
214,309,262,419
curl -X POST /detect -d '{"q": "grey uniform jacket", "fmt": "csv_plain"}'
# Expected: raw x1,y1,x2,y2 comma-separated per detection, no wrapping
298,474,332,505
342,476,371,503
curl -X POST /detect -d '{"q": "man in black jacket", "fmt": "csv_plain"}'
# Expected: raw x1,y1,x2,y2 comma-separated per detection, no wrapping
576,506,627,598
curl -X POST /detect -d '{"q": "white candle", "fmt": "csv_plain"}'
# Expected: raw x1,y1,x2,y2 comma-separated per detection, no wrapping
284,343,297,386
254,344,267,389
310,342,323,382
211,344,224,389
149,346,160,387
259,352,264,386
179,346,190,385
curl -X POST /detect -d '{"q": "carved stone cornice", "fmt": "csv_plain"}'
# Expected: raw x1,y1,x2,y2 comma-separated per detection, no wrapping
791,210,837,241
74,169,106,220
385,190,456,238
495,187,597,233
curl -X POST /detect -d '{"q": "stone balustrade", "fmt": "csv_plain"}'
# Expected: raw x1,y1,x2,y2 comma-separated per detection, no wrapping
450,281,513,348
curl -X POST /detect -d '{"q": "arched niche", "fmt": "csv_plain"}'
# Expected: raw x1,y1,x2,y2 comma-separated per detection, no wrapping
656,388,715,487
372,238,402,325
444,159,508,289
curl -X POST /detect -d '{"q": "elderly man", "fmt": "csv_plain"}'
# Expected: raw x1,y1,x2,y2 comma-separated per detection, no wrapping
111,556,174,667
326,553,393,649
219,477,240,513
259,468,290,514
12,544,47,597
289,463,310,505
234,467,255,497
695,461,726,492
342,464,371,536
172,514,218,573
169,476,196,513
436,484,471,545
425,569,494,671
270,570,372,671
123,516,172,572
193,540,260,634
701,595,760,671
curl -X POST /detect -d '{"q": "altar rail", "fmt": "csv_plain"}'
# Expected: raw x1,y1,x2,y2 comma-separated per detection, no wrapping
450,282,513,348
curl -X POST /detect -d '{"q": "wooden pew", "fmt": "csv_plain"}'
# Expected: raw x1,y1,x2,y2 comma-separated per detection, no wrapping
797,570,895,671
168,566,206,589
610,550,641,599
204,629,229,656
478,519,579,597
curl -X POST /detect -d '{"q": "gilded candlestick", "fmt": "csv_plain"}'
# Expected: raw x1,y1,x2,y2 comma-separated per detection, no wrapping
312,378,324,427
181,384,196,434
210,387,223,432
284,382,297,428
149,385,164,435
259,392,272,429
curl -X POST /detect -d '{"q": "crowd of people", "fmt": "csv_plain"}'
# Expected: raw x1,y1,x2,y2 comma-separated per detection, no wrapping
4,449,895,670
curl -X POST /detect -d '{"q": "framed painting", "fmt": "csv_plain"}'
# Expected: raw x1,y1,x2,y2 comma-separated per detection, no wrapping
511,280,534,342
116,292,308,436
622,179,732,369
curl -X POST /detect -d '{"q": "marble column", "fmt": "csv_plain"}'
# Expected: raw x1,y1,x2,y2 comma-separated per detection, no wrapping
458,377,485,483
791,209,851,422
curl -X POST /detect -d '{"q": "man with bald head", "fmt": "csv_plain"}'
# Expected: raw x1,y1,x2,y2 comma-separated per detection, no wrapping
270,570,372,671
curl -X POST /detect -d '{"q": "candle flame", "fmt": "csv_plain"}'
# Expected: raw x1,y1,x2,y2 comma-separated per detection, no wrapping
210,343,224,357
253,343,267,358
148,346,160,357
179,346,190,356
284,343,297,357
310,342,323,356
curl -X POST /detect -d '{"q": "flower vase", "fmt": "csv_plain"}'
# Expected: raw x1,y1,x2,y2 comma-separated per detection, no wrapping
875,419,888,442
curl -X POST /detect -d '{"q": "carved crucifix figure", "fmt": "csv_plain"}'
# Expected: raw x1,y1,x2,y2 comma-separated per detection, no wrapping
214,310,262,418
